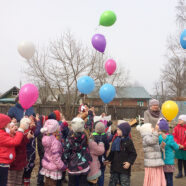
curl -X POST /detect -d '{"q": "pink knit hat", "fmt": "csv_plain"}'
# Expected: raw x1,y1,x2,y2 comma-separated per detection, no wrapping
40,119,59,134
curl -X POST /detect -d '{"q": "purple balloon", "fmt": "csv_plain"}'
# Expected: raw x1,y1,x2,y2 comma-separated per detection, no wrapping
92,34,106,53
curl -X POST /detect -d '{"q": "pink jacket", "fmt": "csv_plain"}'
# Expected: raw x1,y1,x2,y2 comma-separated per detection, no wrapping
42,135,66,171
87,140,105,181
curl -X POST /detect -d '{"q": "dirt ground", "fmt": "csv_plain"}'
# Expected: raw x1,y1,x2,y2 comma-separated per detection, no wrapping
31,167,186,186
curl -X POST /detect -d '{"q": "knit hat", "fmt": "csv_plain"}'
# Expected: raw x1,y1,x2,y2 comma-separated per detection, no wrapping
136,123,152,134
48,112,56,120
158,118,169,132
40,119,59,134
95,122,105,134
0,114,11,129
71,117,85,133
149,99,159,107
118,122,131,138
178,115,186,122
20,118,31,130
53,110,61,121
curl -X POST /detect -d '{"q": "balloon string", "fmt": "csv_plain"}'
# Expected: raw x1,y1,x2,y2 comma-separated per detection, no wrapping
23,109,26,116
84,94,86,103
104,104,108,115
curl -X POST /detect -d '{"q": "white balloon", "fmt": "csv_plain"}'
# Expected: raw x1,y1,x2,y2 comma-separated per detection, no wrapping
17,41,35,60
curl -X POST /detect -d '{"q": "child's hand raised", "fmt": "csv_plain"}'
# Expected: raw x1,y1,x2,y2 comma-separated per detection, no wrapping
27,131,34,139
123,162,130,169
104,160,110,166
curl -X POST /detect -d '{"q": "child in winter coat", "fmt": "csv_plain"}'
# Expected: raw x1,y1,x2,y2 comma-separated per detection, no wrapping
172,114,186,178
7,118,34,186
40,119,66,186
0,114,28,186
92,122,109,186
23,115,42,186
87,123,105,185
158,118,180,186
62,117,92,186
105,122,137,186
137,123,166,186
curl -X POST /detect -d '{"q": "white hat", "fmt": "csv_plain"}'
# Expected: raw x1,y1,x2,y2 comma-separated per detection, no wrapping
71,117,85,133
178,115,186,122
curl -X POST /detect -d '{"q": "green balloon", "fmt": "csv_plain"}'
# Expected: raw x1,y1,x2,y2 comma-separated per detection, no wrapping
99,10,117,26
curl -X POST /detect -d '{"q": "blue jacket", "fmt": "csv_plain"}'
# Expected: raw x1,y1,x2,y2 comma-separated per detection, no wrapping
8,103,35,122
159,134,179,165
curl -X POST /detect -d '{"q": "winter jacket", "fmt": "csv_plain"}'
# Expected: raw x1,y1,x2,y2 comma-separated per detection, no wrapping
10,130,30,170
87,140,104,181
85,110,94,131
107,138,137,175
0,129,23,164
62,131,92,175
25,119,42,172
144,110,163,127
92,132,109,169
42,135,66,172
8,103,35,122
159,134,179,165
173,124,186,150
141,131,164,167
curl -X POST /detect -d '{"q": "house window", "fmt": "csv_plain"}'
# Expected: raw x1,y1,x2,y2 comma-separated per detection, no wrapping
12,90,18,96
137,101,144,107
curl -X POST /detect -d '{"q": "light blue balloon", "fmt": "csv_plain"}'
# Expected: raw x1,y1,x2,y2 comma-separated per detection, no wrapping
99,84,116,104
77,76,95,94
180,29,186,49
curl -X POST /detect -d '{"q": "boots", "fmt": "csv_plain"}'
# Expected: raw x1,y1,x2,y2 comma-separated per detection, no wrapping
175,172,183,178
175,159,183,178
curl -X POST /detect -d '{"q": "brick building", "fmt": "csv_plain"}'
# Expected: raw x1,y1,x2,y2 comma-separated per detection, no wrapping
85,86,151,107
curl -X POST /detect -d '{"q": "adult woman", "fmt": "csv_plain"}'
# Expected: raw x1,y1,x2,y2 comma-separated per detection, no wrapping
144,99,163,127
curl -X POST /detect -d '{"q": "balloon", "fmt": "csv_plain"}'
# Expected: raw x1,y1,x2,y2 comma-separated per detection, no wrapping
19,83,39,109
180,29,186,49
161,100,179,121
99,84,116,104
18,41,35,60
77,76,95,94
92,34,106,53
99,10,117,27
105,59,117,75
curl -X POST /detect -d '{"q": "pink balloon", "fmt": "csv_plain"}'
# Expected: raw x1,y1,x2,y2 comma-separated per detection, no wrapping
105,59,117,75
19,83,39,109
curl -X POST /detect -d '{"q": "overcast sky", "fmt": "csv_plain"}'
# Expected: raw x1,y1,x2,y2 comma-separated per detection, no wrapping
0,0,178,94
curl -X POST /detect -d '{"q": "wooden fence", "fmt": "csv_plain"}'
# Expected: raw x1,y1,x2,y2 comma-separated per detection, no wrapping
0,104,147,120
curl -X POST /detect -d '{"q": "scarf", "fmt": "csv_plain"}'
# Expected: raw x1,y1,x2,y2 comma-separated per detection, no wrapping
149,108,161,118
111,136,129,151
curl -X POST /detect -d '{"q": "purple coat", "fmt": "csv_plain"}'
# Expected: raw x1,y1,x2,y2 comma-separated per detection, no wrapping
42,135,66,171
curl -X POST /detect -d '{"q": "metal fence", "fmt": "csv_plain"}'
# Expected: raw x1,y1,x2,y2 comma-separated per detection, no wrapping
0,104,147,120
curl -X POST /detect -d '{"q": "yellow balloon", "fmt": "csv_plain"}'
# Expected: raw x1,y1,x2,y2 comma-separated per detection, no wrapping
161,100,179,121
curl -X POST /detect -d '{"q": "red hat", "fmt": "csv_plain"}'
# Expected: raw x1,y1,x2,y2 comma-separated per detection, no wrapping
0,114,11,129
53,110,61,121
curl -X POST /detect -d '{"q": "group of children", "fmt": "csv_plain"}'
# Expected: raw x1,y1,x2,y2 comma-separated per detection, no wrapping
0,100,185,186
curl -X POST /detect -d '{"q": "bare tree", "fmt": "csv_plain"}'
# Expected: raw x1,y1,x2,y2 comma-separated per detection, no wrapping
154,0,186,98
25,31,129,119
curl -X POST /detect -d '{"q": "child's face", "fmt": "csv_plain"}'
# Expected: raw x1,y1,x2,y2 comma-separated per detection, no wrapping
10,124,18,135
117,128,122,136
178,119,185,125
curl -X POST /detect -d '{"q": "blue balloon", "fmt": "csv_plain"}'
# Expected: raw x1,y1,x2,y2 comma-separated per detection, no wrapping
180,29,186,49
77,76,95,94
99,84,116,104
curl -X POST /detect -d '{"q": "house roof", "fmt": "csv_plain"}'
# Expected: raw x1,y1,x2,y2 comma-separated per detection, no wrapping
0,86,19,99
0,98,16,103
87,86,151,99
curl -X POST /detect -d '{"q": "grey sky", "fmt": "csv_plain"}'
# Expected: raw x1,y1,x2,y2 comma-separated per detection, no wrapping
0,0,177,94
